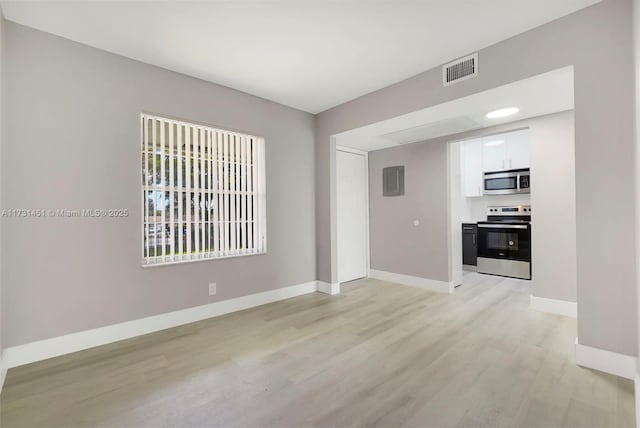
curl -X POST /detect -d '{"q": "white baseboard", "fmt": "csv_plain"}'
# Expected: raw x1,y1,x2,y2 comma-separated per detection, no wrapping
530,295,577,318
4,281,319,369
369,269,453,293
317,281,341,295
0,350,7,395
575,338,636,380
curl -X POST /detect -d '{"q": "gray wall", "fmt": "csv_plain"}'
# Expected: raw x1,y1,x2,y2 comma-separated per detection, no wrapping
0,9,4,357
528,112,577,302
369,138,449,282
2,22,316,347
316,0,636,355
635,0,640,369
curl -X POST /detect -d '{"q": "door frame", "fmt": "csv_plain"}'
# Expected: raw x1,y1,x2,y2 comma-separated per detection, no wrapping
446,140,464,289
336,145,371,282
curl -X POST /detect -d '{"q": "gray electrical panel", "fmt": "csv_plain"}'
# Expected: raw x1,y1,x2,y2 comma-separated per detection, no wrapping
383,166,404,196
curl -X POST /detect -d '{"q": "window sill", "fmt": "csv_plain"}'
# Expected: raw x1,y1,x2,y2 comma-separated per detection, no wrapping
141,250,267,268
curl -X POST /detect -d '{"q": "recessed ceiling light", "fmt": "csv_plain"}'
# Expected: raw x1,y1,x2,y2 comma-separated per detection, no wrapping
486,107,520,119
484,140,505,147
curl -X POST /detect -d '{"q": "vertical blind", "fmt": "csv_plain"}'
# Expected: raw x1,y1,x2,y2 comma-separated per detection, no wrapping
141,114,266,266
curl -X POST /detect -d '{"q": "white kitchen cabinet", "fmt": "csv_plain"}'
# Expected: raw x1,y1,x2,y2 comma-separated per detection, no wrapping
461,138,483,197
482,134,508,172
482,129,530,172
505,129,530,170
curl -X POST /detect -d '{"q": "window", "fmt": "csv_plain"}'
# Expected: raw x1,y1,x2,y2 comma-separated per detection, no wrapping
141,114,266,266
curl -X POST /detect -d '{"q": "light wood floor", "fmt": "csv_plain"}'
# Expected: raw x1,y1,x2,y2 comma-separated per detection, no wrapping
0,273,635,427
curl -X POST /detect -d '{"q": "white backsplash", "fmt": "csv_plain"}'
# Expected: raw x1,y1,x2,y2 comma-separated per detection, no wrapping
462,193,531,222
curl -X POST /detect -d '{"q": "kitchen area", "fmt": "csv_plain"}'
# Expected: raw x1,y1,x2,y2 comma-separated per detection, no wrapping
457,127,533,280
338,68,576,312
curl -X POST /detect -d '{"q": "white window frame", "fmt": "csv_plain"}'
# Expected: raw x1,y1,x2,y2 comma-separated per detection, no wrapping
141,113,267,267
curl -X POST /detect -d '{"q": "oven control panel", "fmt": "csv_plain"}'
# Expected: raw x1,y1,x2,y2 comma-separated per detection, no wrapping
487,205,531,216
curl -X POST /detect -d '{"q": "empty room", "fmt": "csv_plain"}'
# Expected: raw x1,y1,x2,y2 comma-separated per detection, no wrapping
0,1,639,427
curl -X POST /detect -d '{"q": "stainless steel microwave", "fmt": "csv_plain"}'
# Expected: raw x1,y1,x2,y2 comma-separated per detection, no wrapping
484,169,530,195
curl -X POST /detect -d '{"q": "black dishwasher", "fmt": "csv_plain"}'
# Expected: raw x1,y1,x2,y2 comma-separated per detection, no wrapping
462,223,478,270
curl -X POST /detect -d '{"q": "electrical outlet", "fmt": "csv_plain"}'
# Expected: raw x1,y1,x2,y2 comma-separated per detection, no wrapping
209,283,217,296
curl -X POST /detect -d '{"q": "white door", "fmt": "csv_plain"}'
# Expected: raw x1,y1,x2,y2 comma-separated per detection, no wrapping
482,133,508,172
337,149,368,283
506,129,530,170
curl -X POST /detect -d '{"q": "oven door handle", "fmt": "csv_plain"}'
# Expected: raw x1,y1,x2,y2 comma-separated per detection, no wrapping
478,224,528,229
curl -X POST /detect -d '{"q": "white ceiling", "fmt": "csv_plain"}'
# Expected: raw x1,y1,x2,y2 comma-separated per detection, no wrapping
335,66,574,151
2,1,598,114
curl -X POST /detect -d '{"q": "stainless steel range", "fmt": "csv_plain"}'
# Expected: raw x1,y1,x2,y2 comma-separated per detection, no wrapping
477,205,531,280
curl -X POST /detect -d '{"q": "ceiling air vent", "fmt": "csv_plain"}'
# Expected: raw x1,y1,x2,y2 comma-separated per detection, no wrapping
442,53,478,86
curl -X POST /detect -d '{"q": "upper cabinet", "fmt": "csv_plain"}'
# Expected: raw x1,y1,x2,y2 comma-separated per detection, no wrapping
482,129,530,172
482,134,508,172
460,129,530,198
505,129,530,170
461,138,483,197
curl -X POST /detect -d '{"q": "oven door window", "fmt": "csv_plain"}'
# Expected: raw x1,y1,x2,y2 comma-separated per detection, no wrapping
478,226,531,261
486,231,519,251
485,176,517,191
